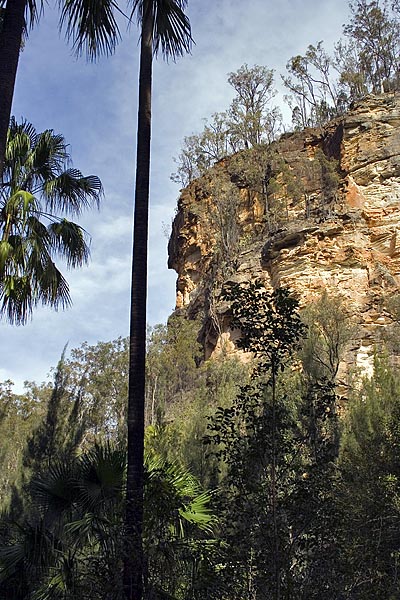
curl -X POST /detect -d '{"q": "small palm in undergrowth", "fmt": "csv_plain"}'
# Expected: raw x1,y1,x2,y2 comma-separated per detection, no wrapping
0,444,216,599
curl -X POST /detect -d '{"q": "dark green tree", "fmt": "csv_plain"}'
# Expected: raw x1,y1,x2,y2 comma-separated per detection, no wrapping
23,349,85,478
338,355,400,597
0,380,46,508
205,281,341,599
299,290,354,382
206,282,306,599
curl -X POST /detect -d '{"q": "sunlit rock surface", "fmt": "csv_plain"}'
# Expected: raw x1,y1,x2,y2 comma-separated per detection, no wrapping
168,95,400,374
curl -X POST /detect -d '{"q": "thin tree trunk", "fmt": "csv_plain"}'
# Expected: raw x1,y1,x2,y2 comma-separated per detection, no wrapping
151,374,158,426
124,1,153,598
0,0,26,178
271,365,280,600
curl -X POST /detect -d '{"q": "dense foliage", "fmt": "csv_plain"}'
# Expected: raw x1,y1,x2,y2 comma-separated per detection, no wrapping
2,283,400,598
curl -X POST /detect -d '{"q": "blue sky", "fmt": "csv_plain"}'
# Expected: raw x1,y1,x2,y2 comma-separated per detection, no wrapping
1,0,350,391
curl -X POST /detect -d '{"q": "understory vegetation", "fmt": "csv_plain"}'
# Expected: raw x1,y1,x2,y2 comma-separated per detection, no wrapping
1,282,400,599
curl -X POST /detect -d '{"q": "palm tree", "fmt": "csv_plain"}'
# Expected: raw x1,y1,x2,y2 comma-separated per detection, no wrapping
0,118,103,324
124,2,191,598
0,0,120,177
0,445,215,599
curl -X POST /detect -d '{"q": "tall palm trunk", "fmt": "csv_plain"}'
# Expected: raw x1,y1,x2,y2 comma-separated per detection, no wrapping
123,1,153,598
0,0,26,178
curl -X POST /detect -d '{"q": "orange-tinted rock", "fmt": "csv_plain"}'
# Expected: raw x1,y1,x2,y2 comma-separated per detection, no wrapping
168,95,400,375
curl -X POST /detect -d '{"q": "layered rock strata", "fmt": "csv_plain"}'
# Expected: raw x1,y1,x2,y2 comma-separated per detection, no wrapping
168,95,400,374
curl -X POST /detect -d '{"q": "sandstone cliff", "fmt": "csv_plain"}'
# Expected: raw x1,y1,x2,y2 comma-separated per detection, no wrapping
168,95,400,375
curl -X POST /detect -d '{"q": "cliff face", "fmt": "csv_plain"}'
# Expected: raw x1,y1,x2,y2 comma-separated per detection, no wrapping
168,95,400,373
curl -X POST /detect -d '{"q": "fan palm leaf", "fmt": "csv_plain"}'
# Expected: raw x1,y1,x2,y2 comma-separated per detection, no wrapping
0,444,216,599
144,455,216,539
59,0,121,60
0,118,102,324
131,0,192,59
0,519,58,586
43,170,102,215
76,443,126,511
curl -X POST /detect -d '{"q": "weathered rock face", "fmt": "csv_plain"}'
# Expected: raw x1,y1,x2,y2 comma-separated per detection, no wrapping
168,95,400,373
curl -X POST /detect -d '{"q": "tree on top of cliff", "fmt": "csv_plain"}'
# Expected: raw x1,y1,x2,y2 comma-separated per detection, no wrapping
344,0,400,93
227,64,282,150
171,65,282,187
283,41,344,129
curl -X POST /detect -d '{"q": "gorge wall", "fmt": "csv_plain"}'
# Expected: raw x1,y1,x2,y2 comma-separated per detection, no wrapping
168,94,400,375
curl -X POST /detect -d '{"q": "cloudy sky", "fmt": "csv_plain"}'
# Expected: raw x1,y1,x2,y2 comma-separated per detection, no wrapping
1,0,351,391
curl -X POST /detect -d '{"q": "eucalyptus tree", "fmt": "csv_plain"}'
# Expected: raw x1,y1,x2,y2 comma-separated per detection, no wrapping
227,63,279,149
344,0,400,93
172,65,281,186
0,0,120,177
0,118,102,324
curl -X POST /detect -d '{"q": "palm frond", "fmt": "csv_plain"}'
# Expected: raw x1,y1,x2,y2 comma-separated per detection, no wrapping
0,540,27,582
144,455,216,539
26,216,51,251
179,490,216,534
43,169,102,215
131,0,193,59
0,234,26,276
0,241,13,271
1,118,101,324
7,117,37,149
0,217,72,323
0,274,33,325
2,191,38,232
25,0,45,29
30,130,69,187
30,462,77,516
64,511,121,556
4,124,35,192
48,219,90,267
77,443,126,511
59,0,121,60
34,260,72,310
0,519,56,583
32,551,79,600
153,0,192,59
4,124,68,197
